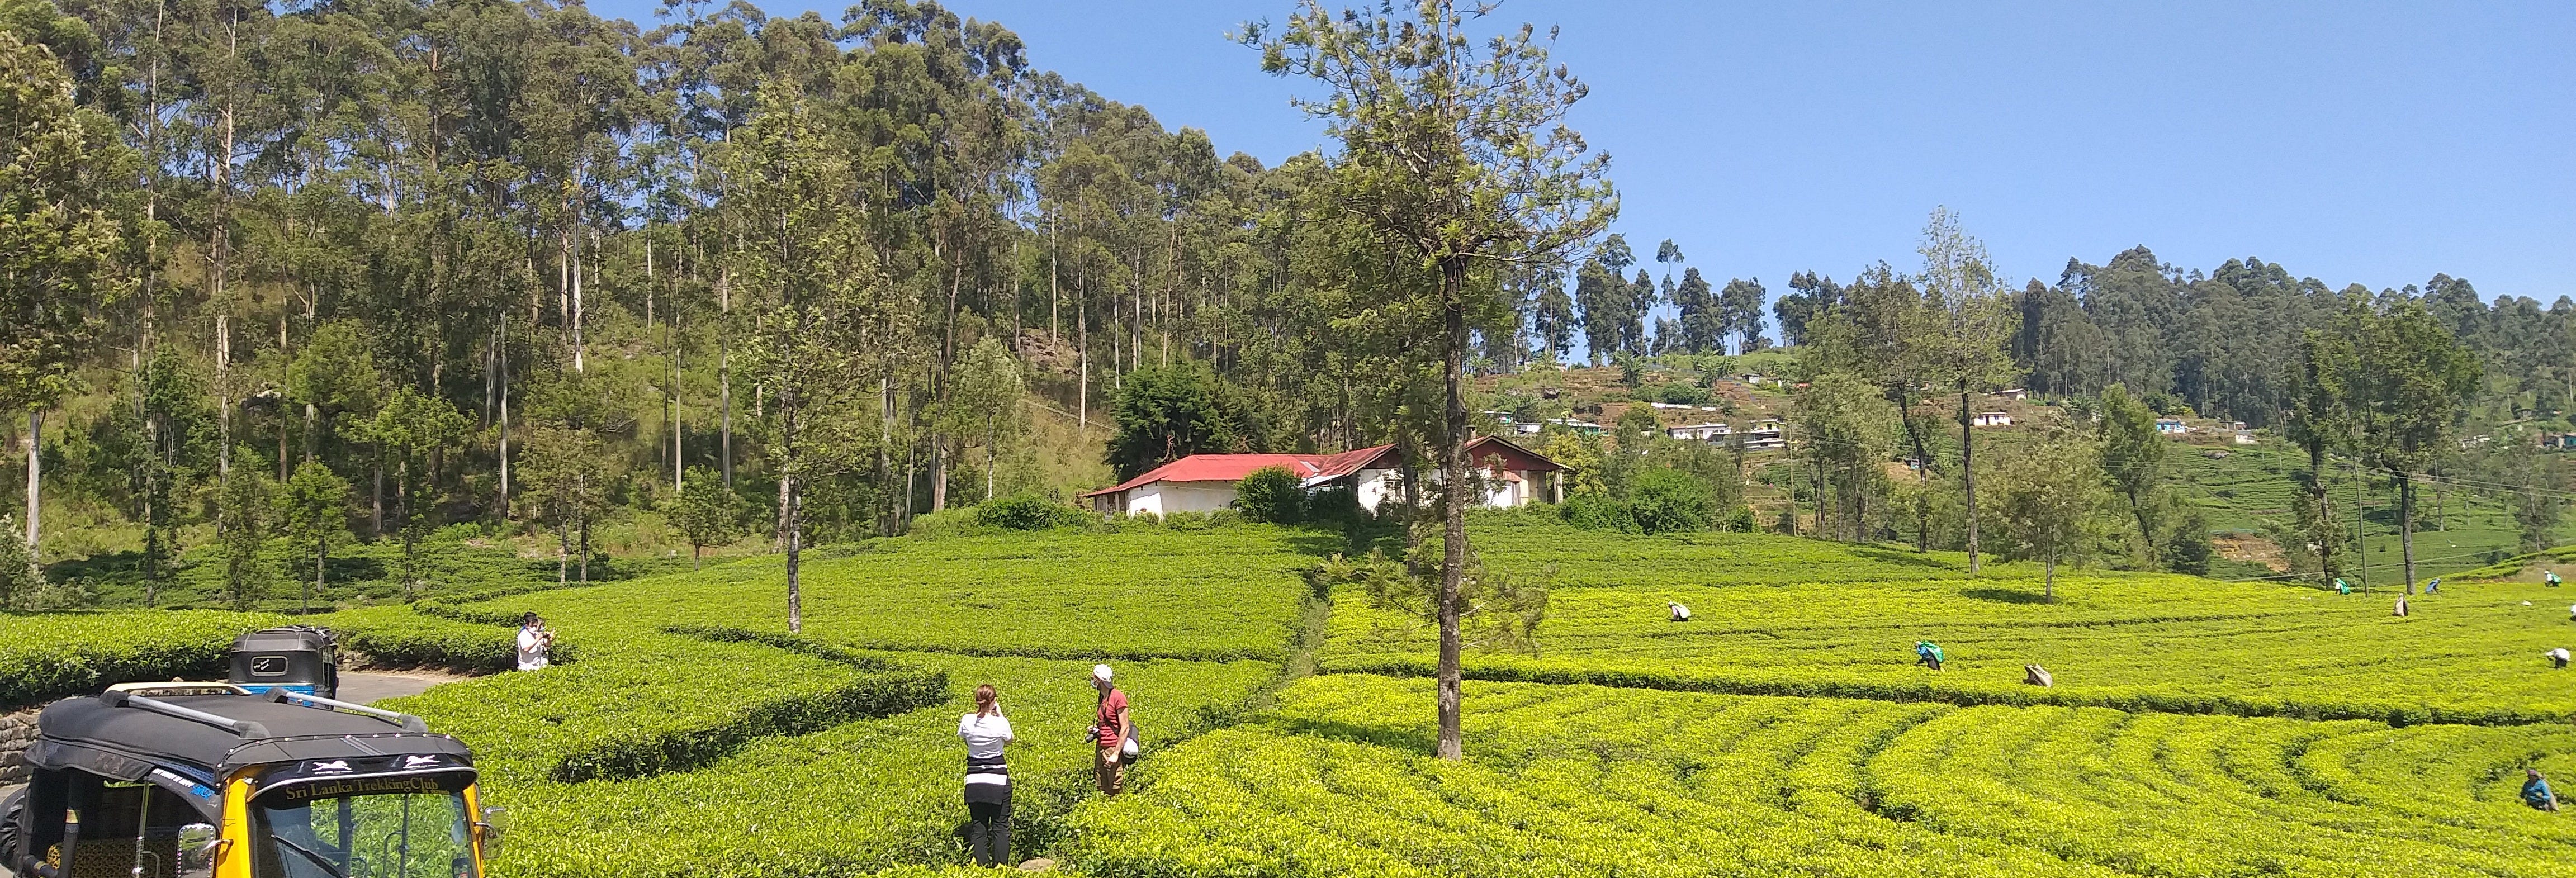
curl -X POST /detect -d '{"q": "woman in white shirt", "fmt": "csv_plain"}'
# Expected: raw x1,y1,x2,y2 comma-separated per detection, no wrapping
514,613,552,671
958,684,1014,867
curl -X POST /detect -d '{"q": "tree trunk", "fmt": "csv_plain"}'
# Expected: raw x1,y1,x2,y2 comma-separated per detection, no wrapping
556,521,568,585
23,411,37,567
371,459,383,539
2354,464,2368,592
1959,389,1981,573
579,504,591,584
720,265,735,490
2044,547,2057,603
498,316,511,517
784,472,803,632
308,544,321,615
1435,259,1470,762
2398,474,2416,593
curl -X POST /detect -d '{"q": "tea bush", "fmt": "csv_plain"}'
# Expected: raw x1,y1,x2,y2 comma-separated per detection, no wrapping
1063,675,2576,878
0,609,280,707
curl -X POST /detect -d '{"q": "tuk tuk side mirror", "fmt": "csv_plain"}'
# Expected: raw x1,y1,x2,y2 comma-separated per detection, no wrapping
176,822,224,877
474,806,508,859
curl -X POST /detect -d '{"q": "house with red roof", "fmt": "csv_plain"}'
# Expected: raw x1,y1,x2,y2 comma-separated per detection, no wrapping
1079,436,1563,516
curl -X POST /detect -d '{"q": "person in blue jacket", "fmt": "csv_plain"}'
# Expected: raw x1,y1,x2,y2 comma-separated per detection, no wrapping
1914,640,1944,672
2524,768,2560,811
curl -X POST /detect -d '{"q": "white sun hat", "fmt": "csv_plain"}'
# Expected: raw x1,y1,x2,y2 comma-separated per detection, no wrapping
1093,663,1114,682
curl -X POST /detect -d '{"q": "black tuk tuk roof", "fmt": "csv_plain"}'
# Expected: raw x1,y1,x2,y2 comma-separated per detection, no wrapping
29,691,471,779
231,625,336,653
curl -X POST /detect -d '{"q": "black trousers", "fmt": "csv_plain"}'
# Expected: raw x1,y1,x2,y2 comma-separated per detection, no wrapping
968,799,1011,866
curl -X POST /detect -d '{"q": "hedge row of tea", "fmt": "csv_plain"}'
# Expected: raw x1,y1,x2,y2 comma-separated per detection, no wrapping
1065,675,2576,877
1328,522,2576,724
366,529,1315,877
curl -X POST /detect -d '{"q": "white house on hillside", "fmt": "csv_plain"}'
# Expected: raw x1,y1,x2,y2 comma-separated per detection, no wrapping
1668,423,1733,442
1082,436,1565,516
1972,411,2012,428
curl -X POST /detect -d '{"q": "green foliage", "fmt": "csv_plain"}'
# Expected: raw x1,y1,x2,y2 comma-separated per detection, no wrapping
1064,675,2576,878
1233,465,1304,524
1628,467,1713,534
1107,362,1258,481
1322,520,2576,725
274,461,351,610
1557,492,1636,533
1636,381,1710,405
671,467,742,566
1318,547,1549,658
973,492,1088,531
0,609,279,708
0,29,130,415
0,515,34,608
1990,424,2113,597
215,471,272,609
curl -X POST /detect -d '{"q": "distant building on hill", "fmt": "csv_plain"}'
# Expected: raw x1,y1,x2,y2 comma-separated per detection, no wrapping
2155,418,2188,435
1080,436,1564,516
1995,388,2029,401
1668,423,1733,442
1971,411,2012,428
1742,420,1786,452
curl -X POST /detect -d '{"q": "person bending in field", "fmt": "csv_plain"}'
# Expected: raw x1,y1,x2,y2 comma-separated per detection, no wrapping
515,613,553,672
2393,596,2408,617
1914,640,1944,672
959,684,1015,867
2549,648,2570,670
2525,769,2560,811
1669,602,1692,622
1091,664,1134,796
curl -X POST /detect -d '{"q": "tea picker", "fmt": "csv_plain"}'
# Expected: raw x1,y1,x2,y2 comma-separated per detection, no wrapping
1914,640,1944,672
2548,647,2570,670
1668,602,1692,622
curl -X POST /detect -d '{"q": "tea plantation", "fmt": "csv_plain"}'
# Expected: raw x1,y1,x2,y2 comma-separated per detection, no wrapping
15,521,2574,876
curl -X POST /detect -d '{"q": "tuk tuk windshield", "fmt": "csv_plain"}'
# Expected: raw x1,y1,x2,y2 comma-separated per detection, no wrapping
250,782,477,878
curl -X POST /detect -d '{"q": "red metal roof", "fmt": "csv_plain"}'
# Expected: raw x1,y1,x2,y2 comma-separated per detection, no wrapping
1080,445,1396,498
1077,437,1568,500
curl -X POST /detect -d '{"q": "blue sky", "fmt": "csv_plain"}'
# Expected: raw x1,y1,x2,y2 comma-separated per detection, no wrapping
593,0,2575,323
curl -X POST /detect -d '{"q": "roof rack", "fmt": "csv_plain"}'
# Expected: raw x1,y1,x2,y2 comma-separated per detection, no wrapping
100,690,269,738
264,689,429,733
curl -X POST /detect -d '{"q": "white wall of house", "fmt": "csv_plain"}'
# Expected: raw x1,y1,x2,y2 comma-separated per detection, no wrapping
1127,481,1239,516
1097,481,1242,516
1356,468,1400,512
1352,466,1552,510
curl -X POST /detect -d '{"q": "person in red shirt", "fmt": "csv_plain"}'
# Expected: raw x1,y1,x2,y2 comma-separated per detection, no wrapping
1092,663,1132,795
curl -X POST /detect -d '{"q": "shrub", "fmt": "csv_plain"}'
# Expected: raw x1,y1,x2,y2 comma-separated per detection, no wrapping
1560,493,1638,533
1630,468,1713,534
1234,466,1305,524
973,492,1087,530
1640,382,1710,405
1718,505,1759,533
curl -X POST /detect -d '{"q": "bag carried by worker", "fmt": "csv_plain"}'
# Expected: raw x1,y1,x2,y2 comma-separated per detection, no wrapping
2024,665,2053,687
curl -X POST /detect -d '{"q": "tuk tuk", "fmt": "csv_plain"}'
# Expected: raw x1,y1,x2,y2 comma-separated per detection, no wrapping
226,627,339,699
0,682,500,878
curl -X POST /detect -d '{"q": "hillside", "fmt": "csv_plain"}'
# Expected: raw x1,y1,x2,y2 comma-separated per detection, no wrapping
9,522,2570,876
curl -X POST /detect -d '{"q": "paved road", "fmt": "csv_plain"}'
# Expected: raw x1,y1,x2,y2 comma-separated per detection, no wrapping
336,671,464,704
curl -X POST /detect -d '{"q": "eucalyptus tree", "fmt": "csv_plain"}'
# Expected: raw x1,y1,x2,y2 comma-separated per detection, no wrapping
722,84,915,632
2340,300,2480,592
0,30,133,567
1249,0,1614,760
1915,208,2018,572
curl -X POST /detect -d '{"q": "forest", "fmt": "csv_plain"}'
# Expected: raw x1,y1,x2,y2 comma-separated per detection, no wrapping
1,0,2569,615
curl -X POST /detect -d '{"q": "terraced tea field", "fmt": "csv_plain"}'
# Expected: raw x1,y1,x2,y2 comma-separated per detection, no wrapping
12,521,2573,876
